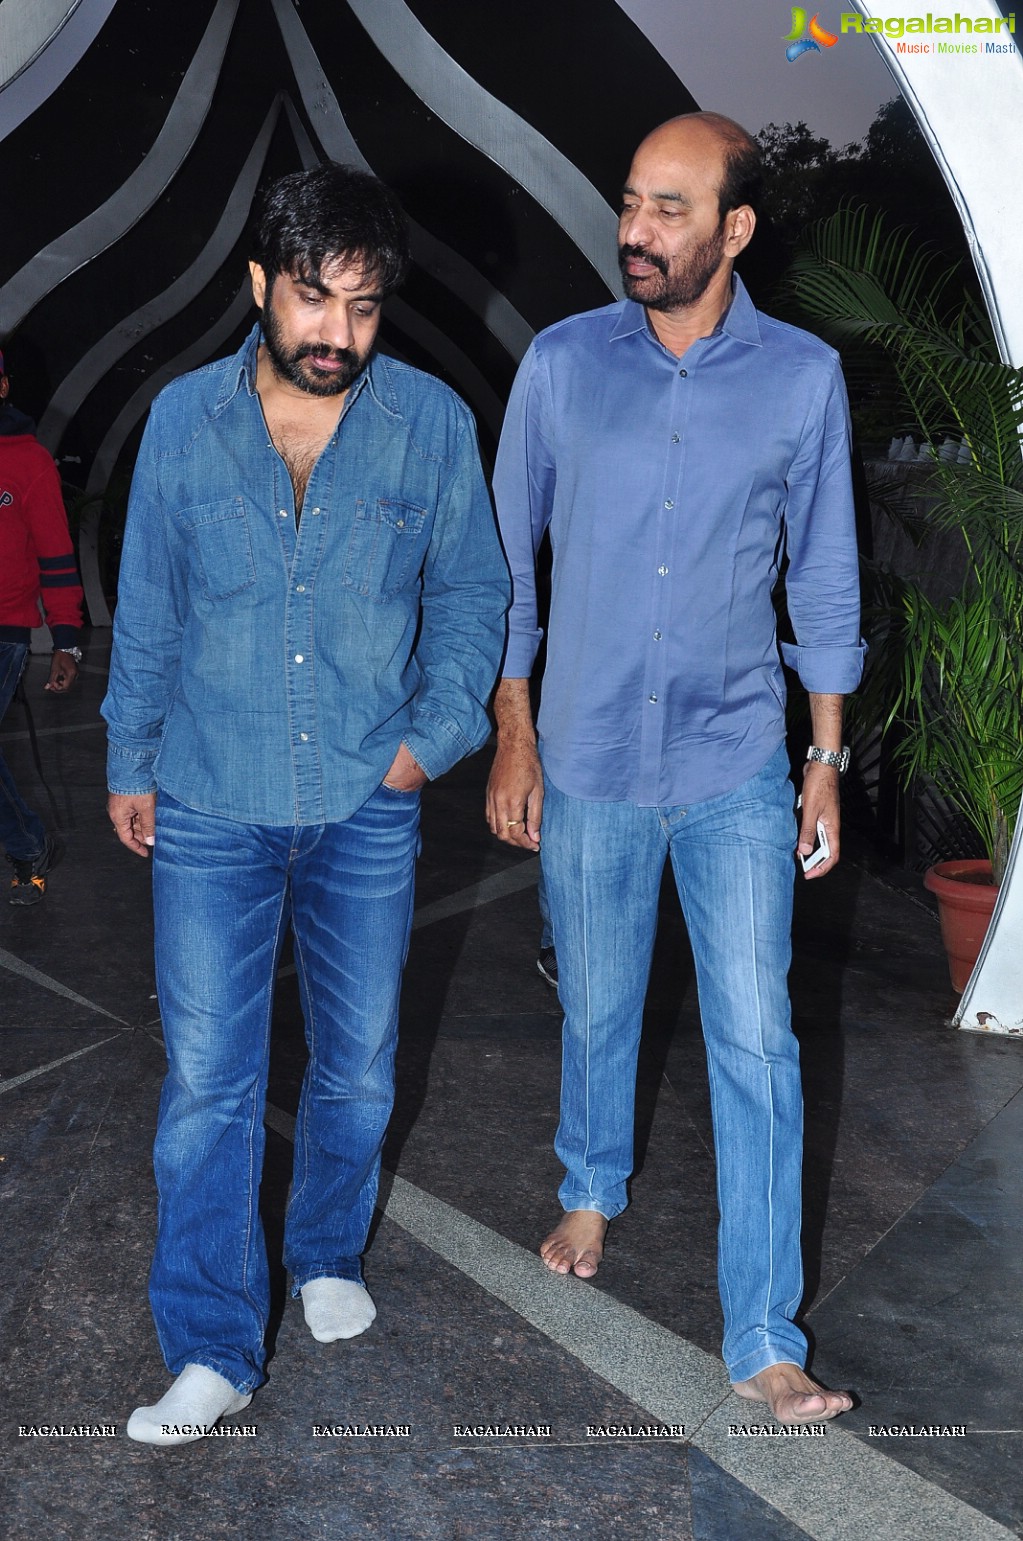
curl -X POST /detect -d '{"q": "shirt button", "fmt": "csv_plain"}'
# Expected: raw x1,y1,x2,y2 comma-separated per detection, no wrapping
311,507,321,516
649,693,658,703
658,565,669,577
664,499,674,510
294,654,304,663
671,433,680,444
653,630,662,641
300,732,309,742
679,368,688,378
278,509,288,519
296,584,306,593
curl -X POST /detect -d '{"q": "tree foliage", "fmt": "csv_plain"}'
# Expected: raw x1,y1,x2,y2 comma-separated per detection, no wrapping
744,98,974,305
786,209,1023,879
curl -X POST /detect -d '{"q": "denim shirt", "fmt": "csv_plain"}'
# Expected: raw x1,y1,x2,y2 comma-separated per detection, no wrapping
103,326,510,824
495,278,865,807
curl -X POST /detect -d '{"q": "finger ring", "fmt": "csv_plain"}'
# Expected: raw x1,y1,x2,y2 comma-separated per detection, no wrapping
506,819,523,827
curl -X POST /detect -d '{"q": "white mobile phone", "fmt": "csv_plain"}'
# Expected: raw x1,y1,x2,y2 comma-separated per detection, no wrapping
800,820,831,873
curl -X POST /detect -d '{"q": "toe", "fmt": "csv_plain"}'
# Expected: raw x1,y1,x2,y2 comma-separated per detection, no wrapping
571,1254,598,1278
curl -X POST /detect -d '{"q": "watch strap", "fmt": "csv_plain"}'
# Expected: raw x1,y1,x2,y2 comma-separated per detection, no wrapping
806,744,850,774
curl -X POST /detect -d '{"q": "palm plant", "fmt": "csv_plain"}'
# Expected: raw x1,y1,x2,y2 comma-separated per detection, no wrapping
785,207,1023,884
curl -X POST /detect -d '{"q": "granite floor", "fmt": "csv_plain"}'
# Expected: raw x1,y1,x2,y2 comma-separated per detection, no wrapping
1,635,1021,1541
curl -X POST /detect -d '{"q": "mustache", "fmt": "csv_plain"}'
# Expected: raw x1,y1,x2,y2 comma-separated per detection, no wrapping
292,343,360,365
618,243,668,277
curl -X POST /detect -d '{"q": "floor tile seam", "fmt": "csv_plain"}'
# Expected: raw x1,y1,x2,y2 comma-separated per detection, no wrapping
0,1030,130,1096
410,859,540,931
0,945,133,1025
3,1021,135,1035
654,1067,716,1150
844,851,942,922
804,1083,1023,1324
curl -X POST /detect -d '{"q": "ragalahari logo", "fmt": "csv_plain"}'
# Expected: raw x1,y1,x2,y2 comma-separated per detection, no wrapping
785,8,840,60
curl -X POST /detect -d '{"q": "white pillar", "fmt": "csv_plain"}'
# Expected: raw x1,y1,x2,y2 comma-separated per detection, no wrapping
851,0,1023,1033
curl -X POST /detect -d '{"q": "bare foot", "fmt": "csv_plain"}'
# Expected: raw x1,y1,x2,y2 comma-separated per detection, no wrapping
539,1211,608,1277
732,1362,853,1424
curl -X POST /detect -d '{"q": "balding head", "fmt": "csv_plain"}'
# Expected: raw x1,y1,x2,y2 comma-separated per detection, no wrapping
634,113,762,220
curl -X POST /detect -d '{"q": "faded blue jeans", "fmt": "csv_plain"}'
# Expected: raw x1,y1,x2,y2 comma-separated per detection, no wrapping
0,641,47,862
539,744,807,1380
149,784,421,1393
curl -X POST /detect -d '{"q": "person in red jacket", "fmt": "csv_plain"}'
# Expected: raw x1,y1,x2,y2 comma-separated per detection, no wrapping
0,348,84,903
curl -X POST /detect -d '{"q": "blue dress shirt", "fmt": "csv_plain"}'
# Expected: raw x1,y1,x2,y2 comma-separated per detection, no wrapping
103,326,510,824
494,277,865,807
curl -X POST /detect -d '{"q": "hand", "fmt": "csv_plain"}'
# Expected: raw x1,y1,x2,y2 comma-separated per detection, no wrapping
45,651,78,693
108,792,157,856
486,737,544,851
797,761,840,879
382,742,428,793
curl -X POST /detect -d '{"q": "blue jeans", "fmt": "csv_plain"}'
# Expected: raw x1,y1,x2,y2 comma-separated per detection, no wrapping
150,784,421,1394
537,867,554,950
540,744,806,1380
0,642,47,862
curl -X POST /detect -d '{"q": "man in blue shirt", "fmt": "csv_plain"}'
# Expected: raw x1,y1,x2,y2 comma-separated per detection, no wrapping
104,164,509,1443
487,114,861,1424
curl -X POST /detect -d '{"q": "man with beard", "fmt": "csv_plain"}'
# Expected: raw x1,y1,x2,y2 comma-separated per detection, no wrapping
486,114,861,1423
104,164,509,1442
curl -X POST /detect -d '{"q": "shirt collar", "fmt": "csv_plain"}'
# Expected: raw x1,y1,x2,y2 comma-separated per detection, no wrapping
228,322,372,408
240,323,260,395
609,272,762,348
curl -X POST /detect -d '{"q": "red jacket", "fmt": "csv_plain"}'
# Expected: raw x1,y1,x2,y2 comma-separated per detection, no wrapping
0,407,83,648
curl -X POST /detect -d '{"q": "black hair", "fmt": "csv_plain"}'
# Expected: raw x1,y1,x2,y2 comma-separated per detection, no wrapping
707,117,764,220
250,163,411,295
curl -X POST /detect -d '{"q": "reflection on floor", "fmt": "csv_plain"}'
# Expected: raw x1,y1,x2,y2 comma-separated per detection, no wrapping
2,638,1020,1540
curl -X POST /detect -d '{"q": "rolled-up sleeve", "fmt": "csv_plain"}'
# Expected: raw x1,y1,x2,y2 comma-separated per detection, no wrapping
492,343,557,679
780,358,866,693
402,405,511,781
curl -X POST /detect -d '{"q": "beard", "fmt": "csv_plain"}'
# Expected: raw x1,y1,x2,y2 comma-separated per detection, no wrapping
618,220,727,313
261,293,369,397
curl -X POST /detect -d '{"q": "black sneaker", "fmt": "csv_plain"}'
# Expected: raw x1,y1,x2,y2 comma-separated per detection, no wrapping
8,834,64,906
537,946,558,988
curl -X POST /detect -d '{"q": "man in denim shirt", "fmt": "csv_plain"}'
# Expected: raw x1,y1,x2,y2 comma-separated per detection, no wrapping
103,165,509,1443
488,115,860,1423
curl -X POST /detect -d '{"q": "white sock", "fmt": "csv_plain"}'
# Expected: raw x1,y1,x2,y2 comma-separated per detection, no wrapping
126,1364,252,1446
301,1278,377,1342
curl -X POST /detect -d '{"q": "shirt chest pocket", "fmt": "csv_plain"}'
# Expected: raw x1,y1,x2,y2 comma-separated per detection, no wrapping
177,499,257,601
341,498,429,600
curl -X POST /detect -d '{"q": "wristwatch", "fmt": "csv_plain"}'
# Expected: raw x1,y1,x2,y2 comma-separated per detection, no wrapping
54,646,83,664
806,744,850,774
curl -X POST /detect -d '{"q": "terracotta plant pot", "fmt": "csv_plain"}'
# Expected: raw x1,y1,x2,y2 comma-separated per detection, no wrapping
923,859,999,993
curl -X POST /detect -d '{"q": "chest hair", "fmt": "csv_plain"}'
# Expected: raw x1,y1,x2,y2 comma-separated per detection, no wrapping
264,406,337,514
274,434,321,517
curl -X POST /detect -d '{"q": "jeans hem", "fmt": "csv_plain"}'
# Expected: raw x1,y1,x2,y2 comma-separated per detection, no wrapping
556,1198,619,1221
289,1263,365,1297
166,1354,263,1397
726,1345,807,1382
